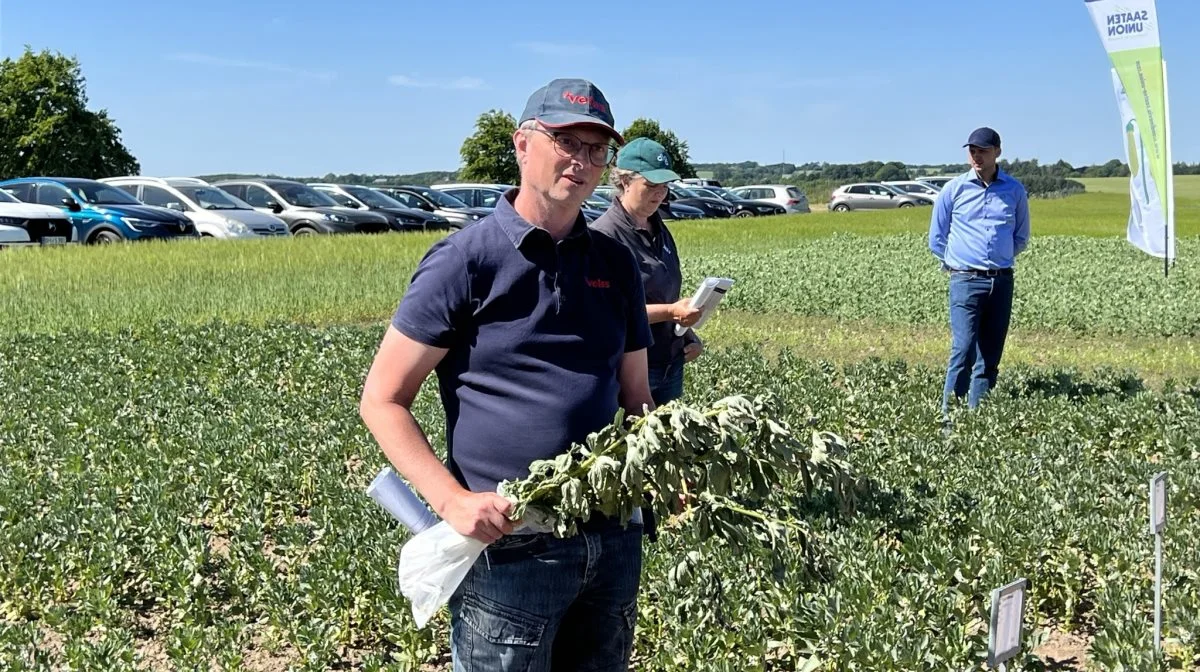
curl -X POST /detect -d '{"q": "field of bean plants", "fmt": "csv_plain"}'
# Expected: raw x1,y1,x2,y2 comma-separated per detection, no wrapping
2,189,1198,670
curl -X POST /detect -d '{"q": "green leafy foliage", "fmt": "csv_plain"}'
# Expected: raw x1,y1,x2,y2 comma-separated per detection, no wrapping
457,109,518,184
2,326,1198,670
0,47,139,179
499,394,853,548
621,118,697,179
683,233,1200,338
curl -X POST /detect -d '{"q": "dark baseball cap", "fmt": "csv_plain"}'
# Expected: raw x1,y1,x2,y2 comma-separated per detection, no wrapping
519,78,623,143
964,127,1001,148
615,137,681,184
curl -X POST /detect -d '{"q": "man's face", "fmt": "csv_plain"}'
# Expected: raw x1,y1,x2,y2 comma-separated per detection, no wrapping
514,122,611,205
968,144,1001,174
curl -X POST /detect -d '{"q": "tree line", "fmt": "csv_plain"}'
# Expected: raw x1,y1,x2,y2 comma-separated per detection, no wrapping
3,47,1197,199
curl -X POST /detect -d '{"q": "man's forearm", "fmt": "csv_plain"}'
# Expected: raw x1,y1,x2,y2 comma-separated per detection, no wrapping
360,399,467,514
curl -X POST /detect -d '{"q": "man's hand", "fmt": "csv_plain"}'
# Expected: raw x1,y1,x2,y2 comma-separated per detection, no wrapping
683,340,704,363
441,491,518,544
671,298,702,327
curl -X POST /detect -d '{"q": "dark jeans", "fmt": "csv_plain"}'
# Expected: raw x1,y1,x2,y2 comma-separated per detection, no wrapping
648,353,685,406
942,272,1014,414
449,522,643,671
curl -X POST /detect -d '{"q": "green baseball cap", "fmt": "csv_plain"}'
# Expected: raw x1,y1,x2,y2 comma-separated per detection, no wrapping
615,137,681,185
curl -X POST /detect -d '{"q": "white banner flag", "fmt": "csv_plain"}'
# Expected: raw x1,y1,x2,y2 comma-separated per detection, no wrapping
1085,0,1175,264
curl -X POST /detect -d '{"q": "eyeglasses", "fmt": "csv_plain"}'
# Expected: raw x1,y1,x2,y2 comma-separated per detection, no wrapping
528,128,618,167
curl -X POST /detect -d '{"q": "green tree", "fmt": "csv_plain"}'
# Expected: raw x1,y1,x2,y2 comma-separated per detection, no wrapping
872,161,909,182
0,47,139,179
459,109,519,184
620,118,696,179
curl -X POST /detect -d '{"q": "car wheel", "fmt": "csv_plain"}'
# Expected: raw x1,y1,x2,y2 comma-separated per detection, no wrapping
899,202,914,209
293,226,319,236
91,230,122,244
832,203,850,212
734,210,754,218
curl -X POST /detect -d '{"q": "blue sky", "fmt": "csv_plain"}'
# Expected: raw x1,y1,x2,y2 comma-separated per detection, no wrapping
1,0,1196,177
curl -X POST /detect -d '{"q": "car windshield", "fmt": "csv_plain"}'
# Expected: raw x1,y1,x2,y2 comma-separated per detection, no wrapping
346,186,404,209
0,189,16,203
276,184,339,208
176,186,246,210
416,188,469,208
671,186,700,198
67,182,143,205
709,187,737,200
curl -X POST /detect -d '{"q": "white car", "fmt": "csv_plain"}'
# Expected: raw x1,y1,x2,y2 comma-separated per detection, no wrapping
914,176,957,189
0,188,76,248
883,180,942,200
727,184,811,213
100,176,290,238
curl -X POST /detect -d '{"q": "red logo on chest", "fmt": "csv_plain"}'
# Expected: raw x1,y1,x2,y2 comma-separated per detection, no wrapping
586,278,610,289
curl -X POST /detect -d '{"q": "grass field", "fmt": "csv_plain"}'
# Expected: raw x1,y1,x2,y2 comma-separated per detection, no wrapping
3,189,1199,670
1077,174,1200,200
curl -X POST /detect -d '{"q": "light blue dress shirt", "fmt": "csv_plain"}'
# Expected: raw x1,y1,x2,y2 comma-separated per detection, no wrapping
928,168,1030,270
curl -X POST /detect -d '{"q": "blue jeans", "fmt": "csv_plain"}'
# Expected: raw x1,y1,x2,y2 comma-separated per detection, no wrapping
449,522,643,671
942,272,1014,413
648,353,685,406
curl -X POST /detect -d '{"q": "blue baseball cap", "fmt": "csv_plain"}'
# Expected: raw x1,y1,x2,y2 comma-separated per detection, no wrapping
519,78,623,143
615,137,681,184
964,127,1001,148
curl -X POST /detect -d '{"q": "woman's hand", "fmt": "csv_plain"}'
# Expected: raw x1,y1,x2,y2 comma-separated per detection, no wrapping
671,299,702,327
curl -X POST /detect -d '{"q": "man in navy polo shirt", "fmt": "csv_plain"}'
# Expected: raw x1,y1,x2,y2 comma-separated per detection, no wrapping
360,78,654,671
929,127,1031,419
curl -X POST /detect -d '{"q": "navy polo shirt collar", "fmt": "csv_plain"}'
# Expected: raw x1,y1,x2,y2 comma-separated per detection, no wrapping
494,188,591,250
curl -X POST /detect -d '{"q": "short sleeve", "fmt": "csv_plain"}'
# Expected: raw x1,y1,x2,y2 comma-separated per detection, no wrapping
618,246,653,353
391,239,471,348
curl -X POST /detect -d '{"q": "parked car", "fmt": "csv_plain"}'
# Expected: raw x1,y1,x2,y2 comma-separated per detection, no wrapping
310,183,451,232
100,176,289,238
660,201,705,220
914,175,956,189
213,179,389,236
584,193,613,211
727,184,811,214
592,185,618,201
666,184,734,218
371,185,487,229
439,183,604,222
0,177,198,244
685,186,786,218
829,183,934,211
590,186,703,220
430,183,516,209
680,178,723,188
884,180,942,200
0,187,76,248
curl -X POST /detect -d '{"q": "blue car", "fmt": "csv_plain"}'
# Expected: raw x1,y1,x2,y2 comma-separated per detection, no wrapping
0,177,198,244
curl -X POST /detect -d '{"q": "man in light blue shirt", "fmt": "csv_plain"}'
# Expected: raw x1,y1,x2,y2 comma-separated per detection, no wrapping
929,127,1030,416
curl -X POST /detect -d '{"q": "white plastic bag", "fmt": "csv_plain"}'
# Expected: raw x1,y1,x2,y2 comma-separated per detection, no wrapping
397,520,487,628
394,506,558,628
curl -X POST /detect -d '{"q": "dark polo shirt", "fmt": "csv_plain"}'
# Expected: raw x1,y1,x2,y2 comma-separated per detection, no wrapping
590,197,689,368
391,190,652,494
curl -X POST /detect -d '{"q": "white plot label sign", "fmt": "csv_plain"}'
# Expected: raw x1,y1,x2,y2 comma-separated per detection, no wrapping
1149,471,1168,534
988,578,1029,668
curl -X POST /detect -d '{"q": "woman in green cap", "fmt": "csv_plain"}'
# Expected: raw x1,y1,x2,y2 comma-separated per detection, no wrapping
590,137,703,406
